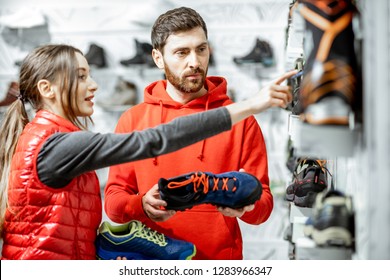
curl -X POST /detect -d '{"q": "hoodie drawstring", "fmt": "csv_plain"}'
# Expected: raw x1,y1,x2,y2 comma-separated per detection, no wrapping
197,94,210,162
153,100,164,166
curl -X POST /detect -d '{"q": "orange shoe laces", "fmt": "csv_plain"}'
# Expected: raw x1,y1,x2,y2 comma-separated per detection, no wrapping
167,172,237,194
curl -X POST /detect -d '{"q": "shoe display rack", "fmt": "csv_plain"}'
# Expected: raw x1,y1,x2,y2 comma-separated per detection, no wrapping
1,0,389,260
295,237,353,260
283,0,361,260
287,204,353,260
288,114,360,158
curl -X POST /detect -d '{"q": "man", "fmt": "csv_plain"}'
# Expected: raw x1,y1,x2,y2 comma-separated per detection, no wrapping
104,7,291,259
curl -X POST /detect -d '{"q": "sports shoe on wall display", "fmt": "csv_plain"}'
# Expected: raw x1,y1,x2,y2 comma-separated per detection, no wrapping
286,68,304,115
158,171,262,211
95,220,196,260
297,0,361,126
85,43,107,68
286,158,329,207
305,189,355,249
233,38,275,67
120,39,155,67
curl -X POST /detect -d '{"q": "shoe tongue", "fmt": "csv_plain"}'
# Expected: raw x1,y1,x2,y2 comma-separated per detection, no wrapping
128,220,142,235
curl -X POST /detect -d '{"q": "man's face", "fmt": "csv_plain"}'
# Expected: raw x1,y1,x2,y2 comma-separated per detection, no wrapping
161,27,210,94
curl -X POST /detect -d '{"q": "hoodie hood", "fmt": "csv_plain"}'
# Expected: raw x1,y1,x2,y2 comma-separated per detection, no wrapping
143,76,231,164
143,76,230,108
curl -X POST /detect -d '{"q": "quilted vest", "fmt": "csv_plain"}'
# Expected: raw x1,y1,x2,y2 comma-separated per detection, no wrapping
1,110,102,259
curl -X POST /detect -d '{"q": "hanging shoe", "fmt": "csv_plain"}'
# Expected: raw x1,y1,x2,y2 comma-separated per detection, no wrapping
120,39,155,67
95,220,196,260
158,171,262,211
0,81,19,107
85,43,107,68
233,38,275,67
286,69,304,115
297,0,361,125
285,158,329,207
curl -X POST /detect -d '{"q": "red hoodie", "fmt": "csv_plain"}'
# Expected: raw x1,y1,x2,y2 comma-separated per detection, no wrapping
104,76,273,259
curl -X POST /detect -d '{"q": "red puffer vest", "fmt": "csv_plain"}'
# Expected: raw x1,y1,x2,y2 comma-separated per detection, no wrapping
1,110,102,259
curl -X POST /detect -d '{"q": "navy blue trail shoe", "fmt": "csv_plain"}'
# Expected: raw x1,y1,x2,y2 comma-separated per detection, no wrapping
158,171,262,211
95,220,196,260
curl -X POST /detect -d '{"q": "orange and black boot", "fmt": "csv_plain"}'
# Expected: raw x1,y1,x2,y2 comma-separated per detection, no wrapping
297,0,362,126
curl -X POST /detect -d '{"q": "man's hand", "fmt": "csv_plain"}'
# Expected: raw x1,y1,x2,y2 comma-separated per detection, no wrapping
142,184,176,222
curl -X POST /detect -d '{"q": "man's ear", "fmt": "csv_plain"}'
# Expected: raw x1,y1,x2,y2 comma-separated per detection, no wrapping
37,79,55,99
152,49,164,69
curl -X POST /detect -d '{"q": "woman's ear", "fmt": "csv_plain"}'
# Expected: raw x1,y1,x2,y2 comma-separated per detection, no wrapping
152,49,164,69
37,79,55,99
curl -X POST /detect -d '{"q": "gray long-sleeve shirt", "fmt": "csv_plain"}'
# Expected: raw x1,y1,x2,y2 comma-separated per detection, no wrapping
37,107,231,188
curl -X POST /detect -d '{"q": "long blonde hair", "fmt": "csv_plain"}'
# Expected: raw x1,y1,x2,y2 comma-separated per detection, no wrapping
0,44,92,236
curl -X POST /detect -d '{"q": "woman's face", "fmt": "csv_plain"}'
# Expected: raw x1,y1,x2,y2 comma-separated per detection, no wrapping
74,52,98,117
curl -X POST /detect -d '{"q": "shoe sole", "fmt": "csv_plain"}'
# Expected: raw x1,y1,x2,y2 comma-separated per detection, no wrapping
293,191,321,207
285,191,295,202
96,245,196,260
286,184,326,207
311,226,352,247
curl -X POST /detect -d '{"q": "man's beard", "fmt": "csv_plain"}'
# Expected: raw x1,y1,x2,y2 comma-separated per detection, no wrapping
164,64,207,93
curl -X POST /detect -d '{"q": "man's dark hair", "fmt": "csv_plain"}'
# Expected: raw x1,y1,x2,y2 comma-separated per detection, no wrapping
151,7,208,52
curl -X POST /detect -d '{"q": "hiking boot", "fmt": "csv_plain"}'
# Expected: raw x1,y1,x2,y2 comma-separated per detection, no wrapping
233,38,274,67
95,220,196,260
158,171,262,211
85,43,107,68
298,0,361,125
120,39,155,67
286,69,304,115
286,158,329,207
310,190,355,248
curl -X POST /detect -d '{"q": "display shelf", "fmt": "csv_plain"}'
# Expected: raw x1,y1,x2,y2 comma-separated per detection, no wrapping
295,237,353,260
289,204,312,243
289,203,312,223
288,114,360,158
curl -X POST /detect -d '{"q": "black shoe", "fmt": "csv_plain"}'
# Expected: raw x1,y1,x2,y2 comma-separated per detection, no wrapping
233,38,274,67
85,43,107,68
286,158,329,207
158,171,262,211
120,39,155,67
308,189,355,248
286,67,304,115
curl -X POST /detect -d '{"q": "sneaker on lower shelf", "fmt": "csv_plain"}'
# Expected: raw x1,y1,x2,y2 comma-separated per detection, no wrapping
95,220,196,260
310,190,355,248
158,171,262,211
